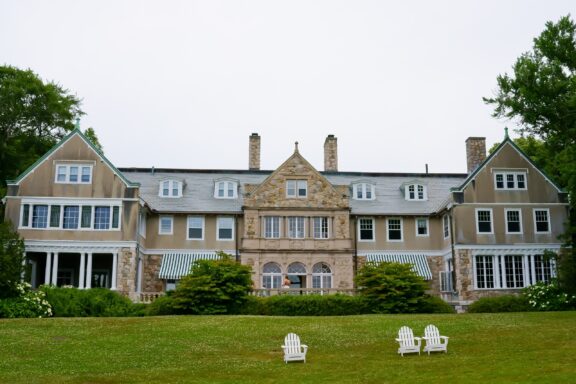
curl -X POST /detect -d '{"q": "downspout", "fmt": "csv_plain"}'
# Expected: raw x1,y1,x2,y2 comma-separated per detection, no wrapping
235,214,240,263
449,208,458,301
353,215,358,288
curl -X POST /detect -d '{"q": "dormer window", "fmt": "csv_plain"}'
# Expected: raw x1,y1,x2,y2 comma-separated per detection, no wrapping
214,180,238,199
352,183,375,200
159,180,182,198
286,180,307,198
494,171,527,190
404,183,427,201
55,164,93,184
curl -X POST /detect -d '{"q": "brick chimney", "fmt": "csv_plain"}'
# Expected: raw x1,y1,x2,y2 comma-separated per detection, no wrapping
466,137,486,173
249,133,260,170
324,134,338,172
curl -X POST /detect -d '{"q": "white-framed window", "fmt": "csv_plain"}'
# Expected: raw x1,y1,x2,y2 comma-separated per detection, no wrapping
55,164,93,184
474,254,555,290
313,217,329,239
533,209,551,233
505,209,523,234
21,201,121,231
286,180,307,198
159,180,182,198
312,262,332,289
165,279,178,291
159,215,173,235
264,216,281,238
387,218,403,241
358,217,374,241
404,184,427,201
287,217,305,239
138,211,147,238
187,216,204,240
476,209,493,234
217,216,234,240
352,183,375,200
494,171,527,190
262,262,282,289
443,214,450,239
214,180,238,199
416,218,429,237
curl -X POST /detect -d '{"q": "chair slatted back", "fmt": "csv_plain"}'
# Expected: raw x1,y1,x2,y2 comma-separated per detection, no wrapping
284,333,301,354
424,325,441,345
398,326,416,347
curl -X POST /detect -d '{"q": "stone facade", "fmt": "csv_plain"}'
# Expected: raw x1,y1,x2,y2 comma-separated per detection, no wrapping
142,254,163,292
249,133,260,170
117,248,137,299
324,134,338,172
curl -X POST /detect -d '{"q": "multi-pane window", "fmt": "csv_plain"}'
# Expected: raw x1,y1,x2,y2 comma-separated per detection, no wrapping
214,181,237,199
476,209,493,234
217,216,234,240
288,217,305,239
475,255,495,289
21,202,121,230
353,183,375,200
405,184,427,201
387,218,402,241
504,255,524,288
286,180,307,198
505,209,522,234
494,172,527,190
534,209,550,233
159,180,182,197
313,217,329,239
159,215,173,235
55,164,92,184
264,216,281,238
358,218,374,241
416,218,428,236
443,215,450,238
475,254,556,289
262,262,282,289
534,255,553,283
312,262,332,289
187,216,204,240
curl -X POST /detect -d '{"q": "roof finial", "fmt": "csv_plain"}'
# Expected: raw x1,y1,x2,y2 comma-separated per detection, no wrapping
504,127,509,139
75,118,81,130
295,141,299,152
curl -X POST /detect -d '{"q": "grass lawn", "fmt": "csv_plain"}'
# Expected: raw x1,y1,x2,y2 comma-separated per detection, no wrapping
1,312,575,384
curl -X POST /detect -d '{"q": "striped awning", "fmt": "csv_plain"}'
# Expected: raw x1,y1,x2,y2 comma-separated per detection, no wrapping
364,253,433,280
158,252,221,280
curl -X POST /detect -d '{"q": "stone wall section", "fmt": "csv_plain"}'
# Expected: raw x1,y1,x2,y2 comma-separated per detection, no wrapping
117,248,137,299
142,254,163,292
465,137,486,173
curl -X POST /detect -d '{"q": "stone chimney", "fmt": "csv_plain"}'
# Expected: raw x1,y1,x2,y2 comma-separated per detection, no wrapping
324,134,338,172
249,133,260,170
466,137,486,173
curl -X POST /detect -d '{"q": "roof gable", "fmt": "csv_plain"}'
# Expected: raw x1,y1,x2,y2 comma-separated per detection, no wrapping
7,129,138,188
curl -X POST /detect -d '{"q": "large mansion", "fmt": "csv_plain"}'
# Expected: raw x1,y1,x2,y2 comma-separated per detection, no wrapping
3,129,569,306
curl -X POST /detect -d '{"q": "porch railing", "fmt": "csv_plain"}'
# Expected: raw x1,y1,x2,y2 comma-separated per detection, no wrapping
251,288,357,296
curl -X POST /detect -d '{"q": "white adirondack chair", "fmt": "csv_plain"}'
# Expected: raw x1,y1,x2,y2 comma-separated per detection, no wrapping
422,324,449,354
282,333,308,363
395,326,421,356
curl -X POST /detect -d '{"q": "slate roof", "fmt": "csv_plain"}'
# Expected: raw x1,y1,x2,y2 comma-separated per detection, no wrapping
121,168,466,215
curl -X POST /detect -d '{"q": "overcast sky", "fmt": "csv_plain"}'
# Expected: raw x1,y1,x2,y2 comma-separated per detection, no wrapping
1,1,574,173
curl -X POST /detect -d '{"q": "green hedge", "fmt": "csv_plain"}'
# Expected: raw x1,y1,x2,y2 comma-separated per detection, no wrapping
42,287,141,317
467,294,531,313
240,294,370,316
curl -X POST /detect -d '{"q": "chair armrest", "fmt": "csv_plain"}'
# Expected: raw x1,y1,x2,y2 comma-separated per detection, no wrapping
301,344,308,353
395,338,401,342
440,336,449,340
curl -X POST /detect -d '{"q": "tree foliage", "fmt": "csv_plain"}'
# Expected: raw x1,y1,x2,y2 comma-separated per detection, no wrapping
170,252,253,315
484,15,576,292
0,222,25,299
355,262,428,314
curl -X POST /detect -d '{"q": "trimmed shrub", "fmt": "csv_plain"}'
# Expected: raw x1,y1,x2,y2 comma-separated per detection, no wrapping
415,295,456,314
467,295,531,313
0,282,52,318
146,294,178,316
42,286,137,317
239,294,369,316
355,262,429,314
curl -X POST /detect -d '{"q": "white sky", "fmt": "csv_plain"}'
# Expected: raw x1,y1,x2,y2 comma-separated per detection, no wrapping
1,1,574,173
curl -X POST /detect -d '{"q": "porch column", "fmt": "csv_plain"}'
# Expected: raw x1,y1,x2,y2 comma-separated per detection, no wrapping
85,252,93,289
21,252,27,280
79,253,86,289
51,252,59,286
44,252,52,285
111,252,118,290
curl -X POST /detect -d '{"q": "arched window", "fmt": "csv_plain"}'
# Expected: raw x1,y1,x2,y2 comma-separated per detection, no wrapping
287,262,307,288
352,182,375,200
159,180,183,198
312,262,332,289
214,180,238,199
404,183,427,201
262,262,282,289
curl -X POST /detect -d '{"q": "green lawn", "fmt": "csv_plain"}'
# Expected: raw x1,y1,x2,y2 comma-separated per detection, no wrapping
1,312,575,383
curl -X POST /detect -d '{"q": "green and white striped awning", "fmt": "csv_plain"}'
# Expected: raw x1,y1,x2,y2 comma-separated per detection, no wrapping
365,253,433,280
158,252,222,280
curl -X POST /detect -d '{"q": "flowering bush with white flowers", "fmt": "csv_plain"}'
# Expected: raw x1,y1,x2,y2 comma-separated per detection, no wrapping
523,279,576,311
0,282,53,318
